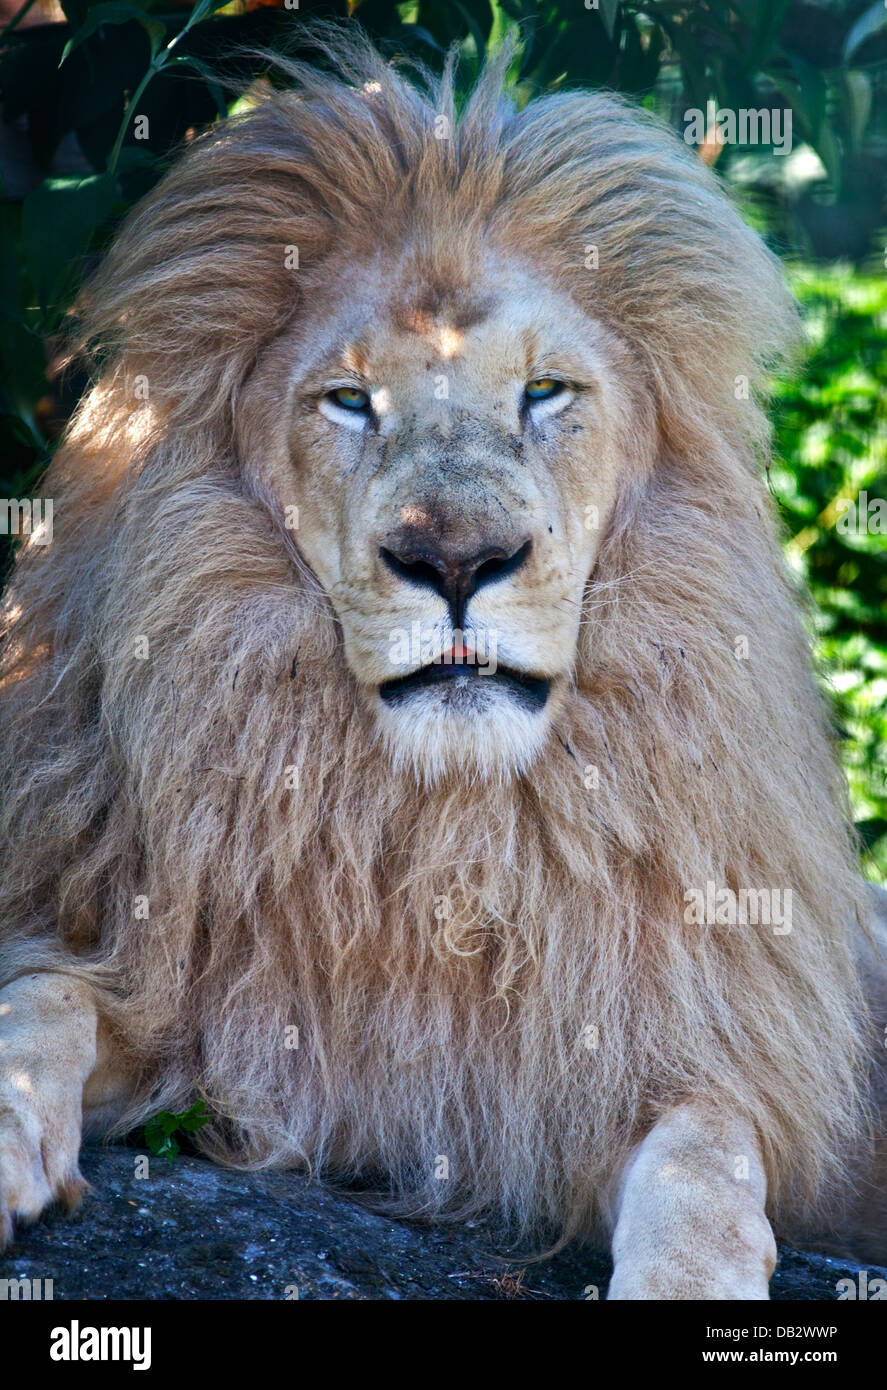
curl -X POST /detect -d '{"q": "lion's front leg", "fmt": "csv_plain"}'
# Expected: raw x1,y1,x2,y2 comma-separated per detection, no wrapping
607,1103,777,1300
0,972,107,1246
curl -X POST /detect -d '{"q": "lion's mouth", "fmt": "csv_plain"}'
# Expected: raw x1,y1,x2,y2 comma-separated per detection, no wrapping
379,657,551,710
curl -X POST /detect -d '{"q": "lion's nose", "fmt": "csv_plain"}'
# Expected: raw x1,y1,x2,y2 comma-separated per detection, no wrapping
379,535,532,627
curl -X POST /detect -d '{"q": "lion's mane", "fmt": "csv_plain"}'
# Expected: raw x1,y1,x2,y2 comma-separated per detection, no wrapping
0,32,870,1245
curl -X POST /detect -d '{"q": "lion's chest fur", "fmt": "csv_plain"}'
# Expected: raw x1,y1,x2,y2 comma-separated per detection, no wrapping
187,870,647,1235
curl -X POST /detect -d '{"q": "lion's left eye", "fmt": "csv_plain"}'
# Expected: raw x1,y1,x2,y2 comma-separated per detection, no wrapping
330,386,370,411
524,378,564,402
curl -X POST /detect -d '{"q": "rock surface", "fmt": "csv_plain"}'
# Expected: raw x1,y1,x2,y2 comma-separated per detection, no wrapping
1,1146,882,1300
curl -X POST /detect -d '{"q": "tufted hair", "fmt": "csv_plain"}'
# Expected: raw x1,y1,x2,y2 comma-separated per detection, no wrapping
0,28,870,1245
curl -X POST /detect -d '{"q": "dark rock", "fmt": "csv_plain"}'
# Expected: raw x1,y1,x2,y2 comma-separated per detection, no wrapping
1,1146,883,1300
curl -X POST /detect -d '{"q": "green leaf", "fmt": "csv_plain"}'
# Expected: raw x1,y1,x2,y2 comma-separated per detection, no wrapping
178,1100,212,1133
184,0,235,30
22,173,117,310
599,0,619,41
814,119,842,193
658,17,708,110
148,1111,180,1136
844,1,887,63
153,1132,180,1160
143,1101,211,1160
60,2,166,66
787,54,826,142
843,70,872,155
144,1111,181,1159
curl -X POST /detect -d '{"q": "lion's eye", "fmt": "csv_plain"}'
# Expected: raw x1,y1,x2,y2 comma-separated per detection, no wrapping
330,386,370,411
524,377,564,402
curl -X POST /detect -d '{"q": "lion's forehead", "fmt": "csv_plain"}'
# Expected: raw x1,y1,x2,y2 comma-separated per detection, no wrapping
295,246,609,393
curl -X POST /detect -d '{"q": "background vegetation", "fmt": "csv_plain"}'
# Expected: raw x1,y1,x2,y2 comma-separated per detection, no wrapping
1,0,885,877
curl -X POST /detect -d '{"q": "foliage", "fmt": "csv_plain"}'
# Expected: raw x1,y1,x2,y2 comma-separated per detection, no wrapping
773,267,887,880
144,1100,212,1159
0,0,884,877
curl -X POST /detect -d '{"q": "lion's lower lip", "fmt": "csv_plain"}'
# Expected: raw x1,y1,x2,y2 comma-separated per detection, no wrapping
379,661,551,710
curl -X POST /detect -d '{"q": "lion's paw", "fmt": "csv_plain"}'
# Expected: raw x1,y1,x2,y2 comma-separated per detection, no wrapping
608,1262,771,1300
0,1095,88,1248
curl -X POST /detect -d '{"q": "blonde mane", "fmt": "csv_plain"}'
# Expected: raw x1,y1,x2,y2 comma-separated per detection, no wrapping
0,31,870,1246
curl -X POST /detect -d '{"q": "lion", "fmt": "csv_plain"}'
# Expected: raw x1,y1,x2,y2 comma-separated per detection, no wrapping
0,31,884,1300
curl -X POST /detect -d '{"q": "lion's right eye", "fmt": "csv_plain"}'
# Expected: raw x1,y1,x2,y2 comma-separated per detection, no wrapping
329,386,370,411
524,377,564,402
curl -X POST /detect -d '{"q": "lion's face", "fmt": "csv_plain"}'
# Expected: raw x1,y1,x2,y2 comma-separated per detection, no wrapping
244,248,644,781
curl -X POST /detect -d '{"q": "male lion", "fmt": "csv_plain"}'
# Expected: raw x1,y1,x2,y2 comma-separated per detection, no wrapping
0,33,884,1300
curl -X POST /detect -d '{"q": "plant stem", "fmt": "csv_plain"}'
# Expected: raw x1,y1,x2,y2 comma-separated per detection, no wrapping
107,64,158,175
105,4,212,176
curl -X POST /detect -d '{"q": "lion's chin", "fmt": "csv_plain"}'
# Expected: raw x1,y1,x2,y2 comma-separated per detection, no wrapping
375,671,554,786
